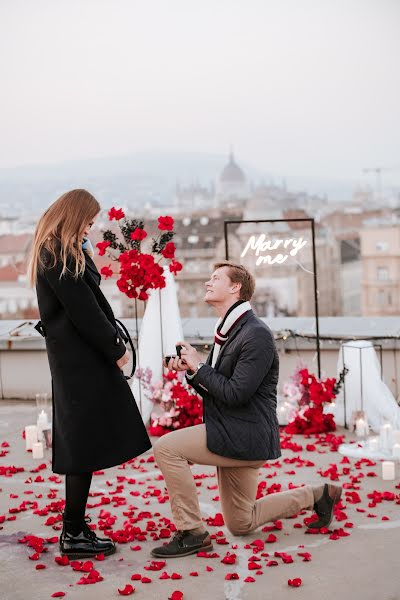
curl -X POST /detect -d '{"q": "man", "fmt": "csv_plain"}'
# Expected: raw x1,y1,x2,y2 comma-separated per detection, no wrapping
152,261,342,558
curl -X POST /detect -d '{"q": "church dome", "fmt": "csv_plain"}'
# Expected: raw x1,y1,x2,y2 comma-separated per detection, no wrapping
219,152,246,183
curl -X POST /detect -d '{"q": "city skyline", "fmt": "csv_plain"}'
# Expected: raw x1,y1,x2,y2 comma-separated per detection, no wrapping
0,0,399,187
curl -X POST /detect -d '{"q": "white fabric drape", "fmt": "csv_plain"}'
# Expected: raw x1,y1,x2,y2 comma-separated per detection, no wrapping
331,340,400,432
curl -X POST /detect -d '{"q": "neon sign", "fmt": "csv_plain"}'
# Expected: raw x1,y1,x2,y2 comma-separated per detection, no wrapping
241,234,308,266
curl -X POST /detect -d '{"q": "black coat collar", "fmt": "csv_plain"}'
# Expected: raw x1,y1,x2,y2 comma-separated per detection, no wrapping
84,253,101,285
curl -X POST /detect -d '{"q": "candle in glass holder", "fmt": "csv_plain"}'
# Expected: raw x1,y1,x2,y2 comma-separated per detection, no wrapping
25,425,38,450
32,441,44,459
355,418,368,437
379,423,393,451
392,444,400,459
37,410,50,440
277,404,288,424
382,461,395,480
368,437,379,452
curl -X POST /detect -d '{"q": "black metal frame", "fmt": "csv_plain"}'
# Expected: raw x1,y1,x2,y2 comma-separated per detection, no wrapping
341,342,384,428
224,218,321,377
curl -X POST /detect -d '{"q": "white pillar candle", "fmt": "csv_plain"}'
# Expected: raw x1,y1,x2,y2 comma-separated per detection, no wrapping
382,461,395,481
32,441,44,459
25,425,38,450
356,418,368,437
368,437,379,452
393,430,400,445
37,410,50,440
392,444,400,459
379,423,393,451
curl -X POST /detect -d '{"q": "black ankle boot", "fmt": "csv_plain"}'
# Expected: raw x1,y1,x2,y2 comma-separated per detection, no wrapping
60,515,116,559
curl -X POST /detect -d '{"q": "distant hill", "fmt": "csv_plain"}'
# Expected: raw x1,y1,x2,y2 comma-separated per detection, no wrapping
0,150,357,214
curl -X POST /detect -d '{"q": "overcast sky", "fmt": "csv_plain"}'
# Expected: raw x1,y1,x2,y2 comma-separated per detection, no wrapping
1,0,399,184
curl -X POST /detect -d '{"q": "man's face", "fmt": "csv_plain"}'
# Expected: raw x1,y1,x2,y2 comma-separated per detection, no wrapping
204,267,238,304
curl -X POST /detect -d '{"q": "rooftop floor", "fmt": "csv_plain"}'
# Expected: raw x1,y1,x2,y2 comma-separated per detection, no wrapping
0,400,399,600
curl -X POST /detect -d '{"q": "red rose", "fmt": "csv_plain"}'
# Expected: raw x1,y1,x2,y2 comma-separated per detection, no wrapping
96,241,111,256
130,228,147,241
162,242,176,259
139,289,149,301
100,265,113,279
169,260,183,275
158,215,174,231
108,207,125,221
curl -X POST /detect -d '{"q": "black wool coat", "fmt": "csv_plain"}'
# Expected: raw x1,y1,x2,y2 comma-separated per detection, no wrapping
36,250,151,474
187,311,281,461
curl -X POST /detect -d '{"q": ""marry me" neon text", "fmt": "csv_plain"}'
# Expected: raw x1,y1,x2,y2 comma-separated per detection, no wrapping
241,234,308,266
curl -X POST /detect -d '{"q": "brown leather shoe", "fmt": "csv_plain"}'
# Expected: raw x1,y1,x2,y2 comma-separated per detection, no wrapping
151,530,212,558
308,483,342,529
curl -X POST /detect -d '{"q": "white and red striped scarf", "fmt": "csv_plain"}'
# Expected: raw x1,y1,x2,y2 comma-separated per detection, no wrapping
211,301,252,367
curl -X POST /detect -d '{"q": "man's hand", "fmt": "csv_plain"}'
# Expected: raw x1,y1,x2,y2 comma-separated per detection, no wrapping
116,349,130,369
177,340,201,372
165,356,188,372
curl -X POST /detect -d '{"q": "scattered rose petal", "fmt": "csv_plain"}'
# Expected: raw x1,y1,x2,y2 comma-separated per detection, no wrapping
288,578,302,587
118,584,135,596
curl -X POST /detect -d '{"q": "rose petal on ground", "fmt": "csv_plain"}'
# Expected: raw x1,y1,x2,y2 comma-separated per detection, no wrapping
288,578,302,587
118,584,135,596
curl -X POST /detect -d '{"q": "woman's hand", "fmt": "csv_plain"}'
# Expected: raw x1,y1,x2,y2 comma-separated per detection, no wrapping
116,349,130,369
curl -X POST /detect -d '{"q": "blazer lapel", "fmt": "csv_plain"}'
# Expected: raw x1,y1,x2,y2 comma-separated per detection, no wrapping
214,311,253,370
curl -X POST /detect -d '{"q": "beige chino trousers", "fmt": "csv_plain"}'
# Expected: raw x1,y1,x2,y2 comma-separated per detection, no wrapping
153,424,314,535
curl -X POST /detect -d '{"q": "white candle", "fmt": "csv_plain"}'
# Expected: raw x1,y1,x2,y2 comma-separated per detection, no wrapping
382,461,395,481
32,441,44,460
25,425,38,450
356,418,368,437
37,410,50,440
393,430,400,445
368,437,379,452
392,444,400,459
379,423,393,451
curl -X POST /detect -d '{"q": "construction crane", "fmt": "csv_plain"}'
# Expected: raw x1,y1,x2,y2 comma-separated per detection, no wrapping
362,165,400,199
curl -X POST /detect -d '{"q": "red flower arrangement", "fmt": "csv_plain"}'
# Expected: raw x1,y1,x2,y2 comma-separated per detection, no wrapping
96,208,183,301
285,368,339,435
136,368,203,436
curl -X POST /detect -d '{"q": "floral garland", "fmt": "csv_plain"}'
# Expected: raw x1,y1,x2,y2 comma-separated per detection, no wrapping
136,368,203,436
96,207,183,301
284,367,342,435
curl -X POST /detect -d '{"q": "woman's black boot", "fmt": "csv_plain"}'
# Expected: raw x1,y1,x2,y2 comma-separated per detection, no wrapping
60,515,116,559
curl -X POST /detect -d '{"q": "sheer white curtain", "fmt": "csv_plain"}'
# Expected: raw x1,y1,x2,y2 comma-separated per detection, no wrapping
331,340,400,432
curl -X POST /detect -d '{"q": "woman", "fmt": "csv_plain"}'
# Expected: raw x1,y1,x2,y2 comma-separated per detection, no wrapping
29,189,151,558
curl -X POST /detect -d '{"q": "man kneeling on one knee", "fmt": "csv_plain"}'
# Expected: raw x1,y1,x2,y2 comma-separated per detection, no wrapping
152,261,342,558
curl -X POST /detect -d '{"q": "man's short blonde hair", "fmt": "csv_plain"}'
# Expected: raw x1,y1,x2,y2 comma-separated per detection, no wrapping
213,261,256,301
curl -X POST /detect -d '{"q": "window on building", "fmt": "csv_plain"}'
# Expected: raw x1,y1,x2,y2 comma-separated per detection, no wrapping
377,267,389,281
377,290,386,306
376,241,389,252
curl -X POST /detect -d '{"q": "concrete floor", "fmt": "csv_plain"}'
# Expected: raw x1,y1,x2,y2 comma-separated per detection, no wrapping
0,400,399,600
